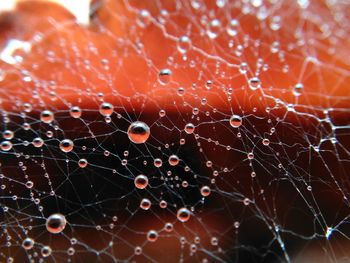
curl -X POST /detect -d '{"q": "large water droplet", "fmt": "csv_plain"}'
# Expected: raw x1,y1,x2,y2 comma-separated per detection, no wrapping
207,19,221,39
22,238,34,250
248,77,261,90
127,121,150,144
134,174,148,189
184,123,195,134
40,110,54,124
177,207,191,222
147,230,158,242
70,106,82,118
168,155,179,166
158,69,172,85
293,83,304,96
229,115,242,128
41,246,52,257
46,213,66,234
99,102,114,116
0,141,12,151
59,139,74,153
177,36,192,53
227,19,239,36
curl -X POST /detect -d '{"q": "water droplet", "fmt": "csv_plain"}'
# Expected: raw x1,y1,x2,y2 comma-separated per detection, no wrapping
247,152,254,160
22,238,34,250
164,222,173,232
25,181,34,189
46,213,67,234
147,230,158,242
59,139,74,153
41,246,52,257
127,121,150,144
200,186,211,197
293,83,304,96
78,158,88,168
140,198,151,210
248,77,261,90
32,137,44,148
262,138,270,146
239,62,248,74
229,115,242,128
158,69,172,85
270,16,281,31
134,246,142,255
70,106,82,118
159,109,166,117
168,155,179,166
134,175,148,189
40,110,54,124
227,19,239,36
207,19,221,39
177,36,192,53
177,207,191,222
0,141,12,151
2,130,14,140
99,102,114,116
137,9,151,28
184,123,195,134
154,158,163,168
159,200,167,208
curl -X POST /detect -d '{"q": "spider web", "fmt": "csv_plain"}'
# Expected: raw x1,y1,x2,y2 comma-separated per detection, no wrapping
0,0,350,262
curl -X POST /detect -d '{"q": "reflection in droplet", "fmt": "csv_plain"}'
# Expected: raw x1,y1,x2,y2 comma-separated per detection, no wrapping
59,139,74,153
134,174,148,189
177,207,191,222
127,121,150,144
46,213,67,234
158,69,172,85
229,115,242,128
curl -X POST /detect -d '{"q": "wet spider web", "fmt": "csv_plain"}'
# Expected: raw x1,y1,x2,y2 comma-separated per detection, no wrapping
0,0,350,262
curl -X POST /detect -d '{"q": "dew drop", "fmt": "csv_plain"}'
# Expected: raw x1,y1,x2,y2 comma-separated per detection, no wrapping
22,237,34,250
59,139,74,153
262,138,270,146
41,246,52,257
1,141,12,151
134,246,142,255
207,19,221,39
99,102,114,116
248,77,261,90
32,137,44,148
154,158,163,168
200,186,211,197
184,123,195,134
2,130,14,140
137,9,151,28
134,174,148,189
140,198,151,210
168,155,180,166
78,158,88,168
293,83,304,96
127,121,150,144
229,115,242,128
164,222,173,232
158,68,172,85
177,36,192,53
177,207,191,222
25,181,34,189
147,230,158,242
46,213,67,234
40,110,54,124
239,62,248,74
227,19,239,36
70,106,82,118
